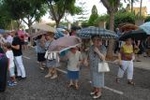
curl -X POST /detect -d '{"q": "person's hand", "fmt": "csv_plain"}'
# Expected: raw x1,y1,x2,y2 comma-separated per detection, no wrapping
119,60,122,66
94,47,100,54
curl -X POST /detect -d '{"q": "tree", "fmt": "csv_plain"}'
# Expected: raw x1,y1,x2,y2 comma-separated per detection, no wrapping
88,5,99,26
3,0,47,32
47,0,82,27
101,0,120,58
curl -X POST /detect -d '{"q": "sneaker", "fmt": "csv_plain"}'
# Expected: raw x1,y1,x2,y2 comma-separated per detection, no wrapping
8,82,16,87
12,82,17,86
45,74,52,78
93,92,102,99
90,91,95,95
50,74,58,79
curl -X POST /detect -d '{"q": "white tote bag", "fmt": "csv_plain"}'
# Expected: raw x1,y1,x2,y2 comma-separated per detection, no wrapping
44,51,57,60
98,62,110,72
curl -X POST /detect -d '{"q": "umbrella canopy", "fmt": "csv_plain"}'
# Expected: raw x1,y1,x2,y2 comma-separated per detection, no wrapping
32,23,56,33
139,22,150,35
119,29,148,41
120,23,139,32
54,28,65,39
76,26,118,39
31,31,47,39
48,36,81,53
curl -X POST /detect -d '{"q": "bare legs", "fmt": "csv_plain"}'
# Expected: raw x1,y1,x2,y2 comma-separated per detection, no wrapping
45,67,58,79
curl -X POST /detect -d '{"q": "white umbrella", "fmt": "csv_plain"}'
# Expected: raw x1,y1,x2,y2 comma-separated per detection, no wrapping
32,23,56,33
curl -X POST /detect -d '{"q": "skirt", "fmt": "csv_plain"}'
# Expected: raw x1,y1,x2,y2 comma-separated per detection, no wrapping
46,59,60,68
91,70,104,88
67,70,79,80
37,53,46,62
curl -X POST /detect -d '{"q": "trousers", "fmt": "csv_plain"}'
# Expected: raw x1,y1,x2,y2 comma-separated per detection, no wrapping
14,55,26,78
117,60,133,80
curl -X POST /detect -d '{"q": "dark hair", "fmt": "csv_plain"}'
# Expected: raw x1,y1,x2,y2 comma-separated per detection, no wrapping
4,42,12,49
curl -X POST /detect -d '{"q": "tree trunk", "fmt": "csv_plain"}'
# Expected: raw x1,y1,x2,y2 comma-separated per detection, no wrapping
131,0,133,13
106,11,115,59
139,0,142,17
56,19,60,28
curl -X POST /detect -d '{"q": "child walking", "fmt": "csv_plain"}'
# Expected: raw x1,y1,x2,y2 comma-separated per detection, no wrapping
65,47,82,89
3,42,17,86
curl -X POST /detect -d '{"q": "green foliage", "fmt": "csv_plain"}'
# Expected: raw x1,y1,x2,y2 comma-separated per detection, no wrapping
145,16,150,22
47,0,82,27
88,5,98,26
0,1,12,29
94,14,109,25
81,20,90,28
114,12,135,28
3,0,47,26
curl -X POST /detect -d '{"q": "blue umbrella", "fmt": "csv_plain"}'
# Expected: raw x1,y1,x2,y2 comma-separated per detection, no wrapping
76,26,118,39
139,21,150,35
54,28,65,39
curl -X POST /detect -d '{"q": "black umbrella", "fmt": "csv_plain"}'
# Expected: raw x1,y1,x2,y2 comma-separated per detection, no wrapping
119,29,149,41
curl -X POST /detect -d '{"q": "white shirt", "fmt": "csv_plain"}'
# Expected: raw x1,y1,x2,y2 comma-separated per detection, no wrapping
67,51,82,71
6,50,15,68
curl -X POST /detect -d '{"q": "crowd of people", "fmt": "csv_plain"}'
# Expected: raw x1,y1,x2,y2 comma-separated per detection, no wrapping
0,26,149,99
0,31,29,89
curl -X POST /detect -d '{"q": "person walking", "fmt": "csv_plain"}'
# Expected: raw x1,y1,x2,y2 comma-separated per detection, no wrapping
116,38,135,85
88,35,107,99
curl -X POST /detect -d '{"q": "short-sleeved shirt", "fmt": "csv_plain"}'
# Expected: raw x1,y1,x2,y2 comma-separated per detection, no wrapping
120,44,133,60
12,36,22,56
67,51,82,71
6,50,14,68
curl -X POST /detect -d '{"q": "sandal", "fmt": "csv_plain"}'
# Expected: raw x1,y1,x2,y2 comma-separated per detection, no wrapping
93,92,102,99
128,81,135,86
74,85,79,90
68,84,74,88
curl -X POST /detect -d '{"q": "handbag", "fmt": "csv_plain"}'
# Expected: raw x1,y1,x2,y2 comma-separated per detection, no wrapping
98,62,110,72
44,51,57,60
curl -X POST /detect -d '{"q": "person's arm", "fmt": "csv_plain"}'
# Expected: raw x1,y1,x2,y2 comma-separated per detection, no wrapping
94,47,105,61
11,45,20,50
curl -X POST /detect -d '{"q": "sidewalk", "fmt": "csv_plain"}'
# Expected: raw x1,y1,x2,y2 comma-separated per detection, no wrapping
134,56,150,70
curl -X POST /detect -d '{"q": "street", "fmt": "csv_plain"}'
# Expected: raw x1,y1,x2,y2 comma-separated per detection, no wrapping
0,47,150,100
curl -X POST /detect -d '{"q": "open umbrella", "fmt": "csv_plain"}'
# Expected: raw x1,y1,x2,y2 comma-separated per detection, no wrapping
119,29,148,41
120,23,139,32
48,36,81,53
31,31,47,39
139,22,150,34
76,26,118,39
32,23,56,33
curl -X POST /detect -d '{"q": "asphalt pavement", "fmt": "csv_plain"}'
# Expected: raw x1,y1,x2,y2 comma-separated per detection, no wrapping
0,47,150,100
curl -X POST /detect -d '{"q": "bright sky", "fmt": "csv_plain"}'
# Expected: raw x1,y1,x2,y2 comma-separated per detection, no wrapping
42,0,150,23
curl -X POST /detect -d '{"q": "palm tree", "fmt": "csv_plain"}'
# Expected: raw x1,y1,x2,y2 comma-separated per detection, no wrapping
101,0,120,58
